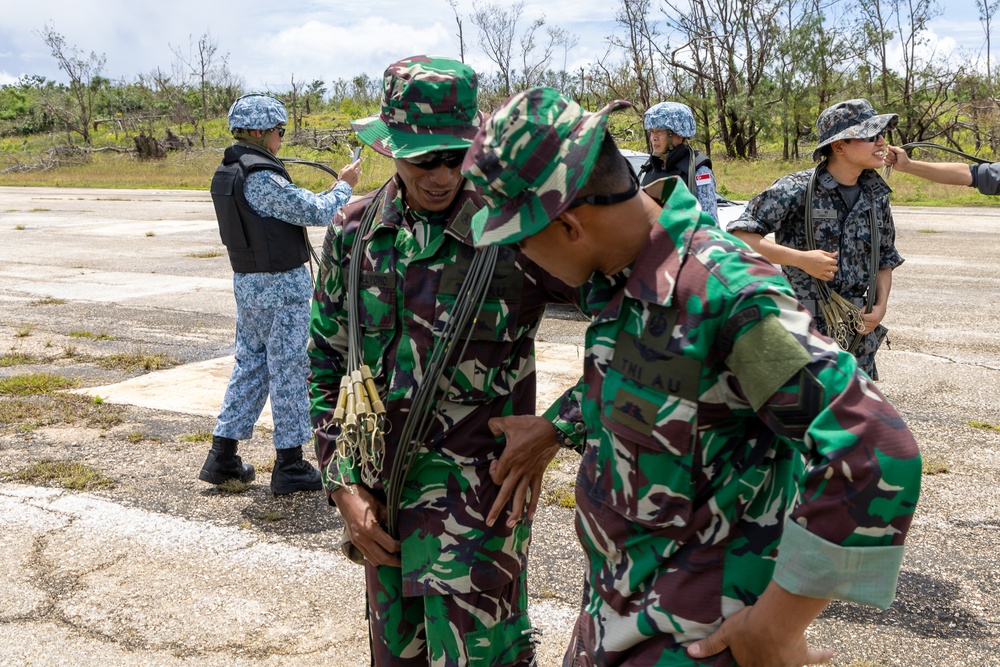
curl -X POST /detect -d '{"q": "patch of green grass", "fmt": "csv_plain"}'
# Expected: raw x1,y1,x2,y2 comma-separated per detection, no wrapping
0,372,76,396
0,393,124,431
969,420,1000,432
145,230,156,237
922,457,949,475
14,324,35,338
187,250,223,258
68,330,115,340
218,478,252,493
94,350,175,372
27,208,50,212
180,430,213,443
63,343,78,358
14,223,25,230
30,296,67,306
0,352,42,367
256,511,286,522
547,484,576,510
126,429,144,443
916,229,943,234
9,460,115,490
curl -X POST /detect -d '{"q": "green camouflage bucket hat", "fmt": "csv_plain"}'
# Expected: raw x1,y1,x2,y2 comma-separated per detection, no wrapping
351,55,481,159
462,86,631,247
813,98,898,160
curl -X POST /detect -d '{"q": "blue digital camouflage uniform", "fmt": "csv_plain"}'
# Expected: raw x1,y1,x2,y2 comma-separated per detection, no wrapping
548,182,920,666
214,173,352,449
726,163,902,380
308,176,580,666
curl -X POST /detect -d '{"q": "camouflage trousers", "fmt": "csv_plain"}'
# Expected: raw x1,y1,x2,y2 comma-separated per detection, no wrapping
214,301,312,448
364,561,537,667
563,578,732,667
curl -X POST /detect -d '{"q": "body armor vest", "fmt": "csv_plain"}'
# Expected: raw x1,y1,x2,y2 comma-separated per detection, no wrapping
211,142,308,273
638,145,713,193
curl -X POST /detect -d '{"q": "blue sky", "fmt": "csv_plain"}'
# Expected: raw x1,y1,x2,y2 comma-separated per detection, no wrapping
0,0,990,91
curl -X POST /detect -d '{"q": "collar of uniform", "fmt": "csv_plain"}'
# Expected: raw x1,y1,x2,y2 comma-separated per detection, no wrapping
815,164,892,199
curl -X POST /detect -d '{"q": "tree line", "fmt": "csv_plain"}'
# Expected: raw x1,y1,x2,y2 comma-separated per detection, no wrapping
3,0,999,161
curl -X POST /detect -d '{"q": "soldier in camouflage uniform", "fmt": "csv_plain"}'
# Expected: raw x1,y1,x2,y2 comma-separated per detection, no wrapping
200,94,361,494
463,87,921,666
638,101,720,224
727,99,902,380
308,57,580,666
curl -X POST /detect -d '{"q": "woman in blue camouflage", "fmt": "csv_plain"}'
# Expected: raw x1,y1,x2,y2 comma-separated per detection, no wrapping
200,94,361,494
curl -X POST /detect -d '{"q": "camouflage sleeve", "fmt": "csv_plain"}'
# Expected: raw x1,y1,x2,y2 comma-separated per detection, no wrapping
694,165,719,225
308,210,357,492
720,272,920,609
245,170,352,227
725,172,804,237
877,200,904,270
542,381,586,454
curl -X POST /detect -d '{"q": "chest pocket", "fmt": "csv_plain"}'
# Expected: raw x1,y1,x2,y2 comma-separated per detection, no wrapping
597,318,702,529
435,246,523,402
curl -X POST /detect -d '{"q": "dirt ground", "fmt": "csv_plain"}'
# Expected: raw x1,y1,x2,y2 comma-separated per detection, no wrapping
0,187,998,666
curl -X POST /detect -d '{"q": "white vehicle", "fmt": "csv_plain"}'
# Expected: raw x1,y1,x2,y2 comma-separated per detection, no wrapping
620,148,747,227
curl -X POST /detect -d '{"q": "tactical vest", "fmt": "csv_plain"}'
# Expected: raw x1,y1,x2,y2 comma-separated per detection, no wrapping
211,142,308,273
638,146,713,194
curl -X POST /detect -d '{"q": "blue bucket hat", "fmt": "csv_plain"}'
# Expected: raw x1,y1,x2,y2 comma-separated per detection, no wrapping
643,102,696,138
227,94,288,131
813,99,898,160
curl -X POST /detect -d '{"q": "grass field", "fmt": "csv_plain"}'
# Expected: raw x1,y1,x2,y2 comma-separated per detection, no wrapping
0,130,993,207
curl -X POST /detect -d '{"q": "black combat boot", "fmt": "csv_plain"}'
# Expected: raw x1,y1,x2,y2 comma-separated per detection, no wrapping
270,445,323,494
198,436,255,484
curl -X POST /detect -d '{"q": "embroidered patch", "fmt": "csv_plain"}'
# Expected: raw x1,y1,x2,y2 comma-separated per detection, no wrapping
610,330,701,402
696,172,712,183
608,387,658,436
360,271,396,289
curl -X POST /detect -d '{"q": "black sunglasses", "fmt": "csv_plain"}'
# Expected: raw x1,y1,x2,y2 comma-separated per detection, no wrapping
270,127,286,138
403,150,467,170
566,169,640,209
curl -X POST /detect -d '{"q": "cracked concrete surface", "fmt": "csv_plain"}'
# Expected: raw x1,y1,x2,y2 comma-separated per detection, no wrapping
1,187,999,666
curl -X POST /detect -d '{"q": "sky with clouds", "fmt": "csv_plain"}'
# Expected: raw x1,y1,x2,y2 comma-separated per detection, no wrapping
0,0,989,92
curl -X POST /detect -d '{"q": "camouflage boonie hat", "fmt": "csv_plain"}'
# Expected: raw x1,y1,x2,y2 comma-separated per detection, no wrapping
462,87,631,247
813,98,898,160
643,101,696,137
227,94,287,131
352,55,481,159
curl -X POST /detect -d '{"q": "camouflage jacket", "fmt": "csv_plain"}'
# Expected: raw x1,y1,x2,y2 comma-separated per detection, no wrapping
309,175,580,596
549,182,920,662
727,165,903,376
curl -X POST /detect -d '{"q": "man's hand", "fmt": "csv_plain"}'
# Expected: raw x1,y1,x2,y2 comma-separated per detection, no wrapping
338,158,362,188
687,582,834,667
485,415,561,528
796,249,838,281
332,484,400,567
883,145,910,171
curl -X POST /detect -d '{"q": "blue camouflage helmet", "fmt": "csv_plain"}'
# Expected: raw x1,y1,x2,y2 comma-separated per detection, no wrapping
227,94,288,131
644,101,696,138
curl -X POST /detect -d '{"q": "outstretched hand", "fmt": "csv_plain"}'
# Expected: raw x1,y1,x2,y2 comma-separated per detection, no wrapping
485,415,561,528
